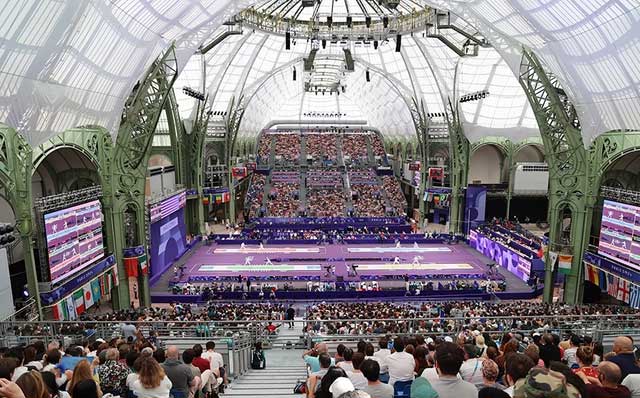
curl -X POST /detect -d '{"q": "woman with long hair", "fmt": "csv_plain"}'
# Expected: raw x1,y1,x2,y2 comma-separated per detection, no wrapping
414,346,429,376
68,359,101,398
71,379,102,398
127,355,172,398
15,371,49,398
316,366,348,398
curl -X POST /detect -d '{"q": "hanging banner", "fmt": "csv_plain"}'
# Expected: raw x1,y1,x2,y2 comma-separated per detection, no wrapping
428,167,444,181
232,167,248,178
464,186,487,233
409,162,421,171
128,277,140,308
124,257,139,278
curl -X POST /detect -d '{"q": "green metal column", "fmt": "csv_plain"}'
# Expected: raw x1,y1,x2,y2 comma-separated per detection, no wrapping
223,95,245,225
410,98,430,223
184,96,210,236
504,141,515,221
518,49,589,304
110,44,179,308
0,126,41,317
446,101,470,235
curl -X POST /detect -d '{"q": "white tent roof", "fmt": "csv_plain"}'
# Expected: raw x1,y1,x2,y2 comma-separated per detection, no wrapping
0,0,638,147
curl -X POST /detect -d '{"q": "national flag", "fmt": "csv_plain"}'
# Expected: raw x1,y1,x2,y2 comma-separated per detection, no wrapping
586,264,599,285
428,167,443,180
124,257,138,277
91,279,101,303
139,254,148,275
630,285,640,309
598,270,607,291
558,254,572,275
215,194,222,204
52,301,66,321
83,283,94,309
223,192,231,203
112,266,119,286
617,278,630,303
607,274,618,297
73,290,85,315
66,295,77,320
232,167,247,178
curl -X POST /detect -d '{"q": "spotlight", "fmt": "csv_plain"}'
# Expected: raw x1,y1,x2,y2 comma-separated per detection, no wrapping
373,40,378,50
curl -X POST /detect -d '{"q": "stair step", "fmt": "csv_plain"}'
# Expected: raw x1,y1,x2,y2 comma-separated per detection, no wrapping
226,389,297,395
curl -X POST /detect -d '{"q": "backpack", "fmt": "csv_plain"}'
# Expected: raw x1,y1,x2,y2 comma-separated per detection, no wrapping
251,350,263,369
293,380,307,394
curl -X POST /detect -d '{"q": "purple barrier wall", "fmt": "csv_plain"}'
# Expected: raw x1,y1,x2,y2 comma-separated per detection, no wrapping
469,230,544,282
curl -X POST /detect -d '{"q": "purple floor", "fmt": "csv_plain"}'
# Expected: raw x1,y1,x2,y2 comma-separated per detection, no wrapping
177,242,488,280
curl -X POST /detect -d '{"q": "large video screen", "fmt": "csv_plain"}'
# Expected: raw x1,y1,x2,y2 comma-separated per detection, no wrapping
44,200,104,284
599,200,640,270
149,191,187,278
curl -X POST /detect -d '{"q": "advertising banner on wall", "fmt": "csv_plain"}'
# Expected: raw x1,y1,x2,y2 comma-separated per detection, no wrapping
465,186,487,233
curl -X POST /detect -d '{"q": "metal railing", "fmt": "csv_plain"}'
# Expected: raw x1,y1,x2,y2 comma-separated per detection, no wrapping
3,313,640,347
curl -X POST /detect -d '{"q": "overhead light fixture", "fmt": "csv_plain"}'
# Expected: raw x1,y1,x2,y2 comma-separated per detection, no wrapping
182,86,205,101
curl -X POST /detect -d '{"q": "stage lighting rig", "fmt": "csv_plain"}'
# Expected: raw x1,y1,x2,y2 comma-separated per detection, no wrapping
183,86,205,101
459,90,490,103
0,224,16,247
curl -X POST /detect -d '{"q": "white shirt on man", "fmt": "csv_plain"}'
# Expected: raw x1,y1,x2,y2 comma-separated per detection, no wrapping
386,351,415,386
373,349,391,373
202,350,224,370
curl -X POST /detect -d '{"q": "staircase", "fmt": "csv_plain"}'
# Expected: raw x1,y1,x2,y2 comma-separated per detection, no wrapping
225,321,307,398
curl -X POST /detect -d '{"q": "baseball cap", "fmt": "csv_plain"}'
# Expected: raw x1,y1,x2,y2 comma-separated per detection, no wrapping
444,336,453,343
329,377,355,397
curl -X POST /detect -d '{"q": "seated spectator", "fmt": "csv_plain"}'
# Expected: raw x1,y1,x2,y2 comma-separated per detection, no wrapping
338,348,355,373
431,342,476,398
523,344,544,368
304,343,332,373
15,371,48,398
96,348,130,396
40,371,70,398
127,355,172,398
609,337,640,380
71,379,101,398
191,345,211,374
414,346,429,377
584,361,631,398
503,353,535,397
317,367,349,398
309,353,333,397
0,358,17,380
69,360,101,397
386,337,415,386
329,377,355,398
361,359,394,398
622,373,640,398
410,377,438,398
162,346,194,398
348,353,368,389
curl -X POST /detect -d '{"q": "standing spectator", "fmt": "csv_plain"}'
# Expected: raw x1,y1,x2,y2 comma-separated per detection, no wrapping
361,359,394,398
459,344,484,388
480,359,505,390
96,348,130,396
373,339,391,379
127,355,172,398
430,342,476,398
574,346,598,379
539,334,561,368
386,337,415,386
503,353,535,397
162,346,194,398
286,305,296,329
562,335,581,368
609,337,640,380
584,361,631,398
